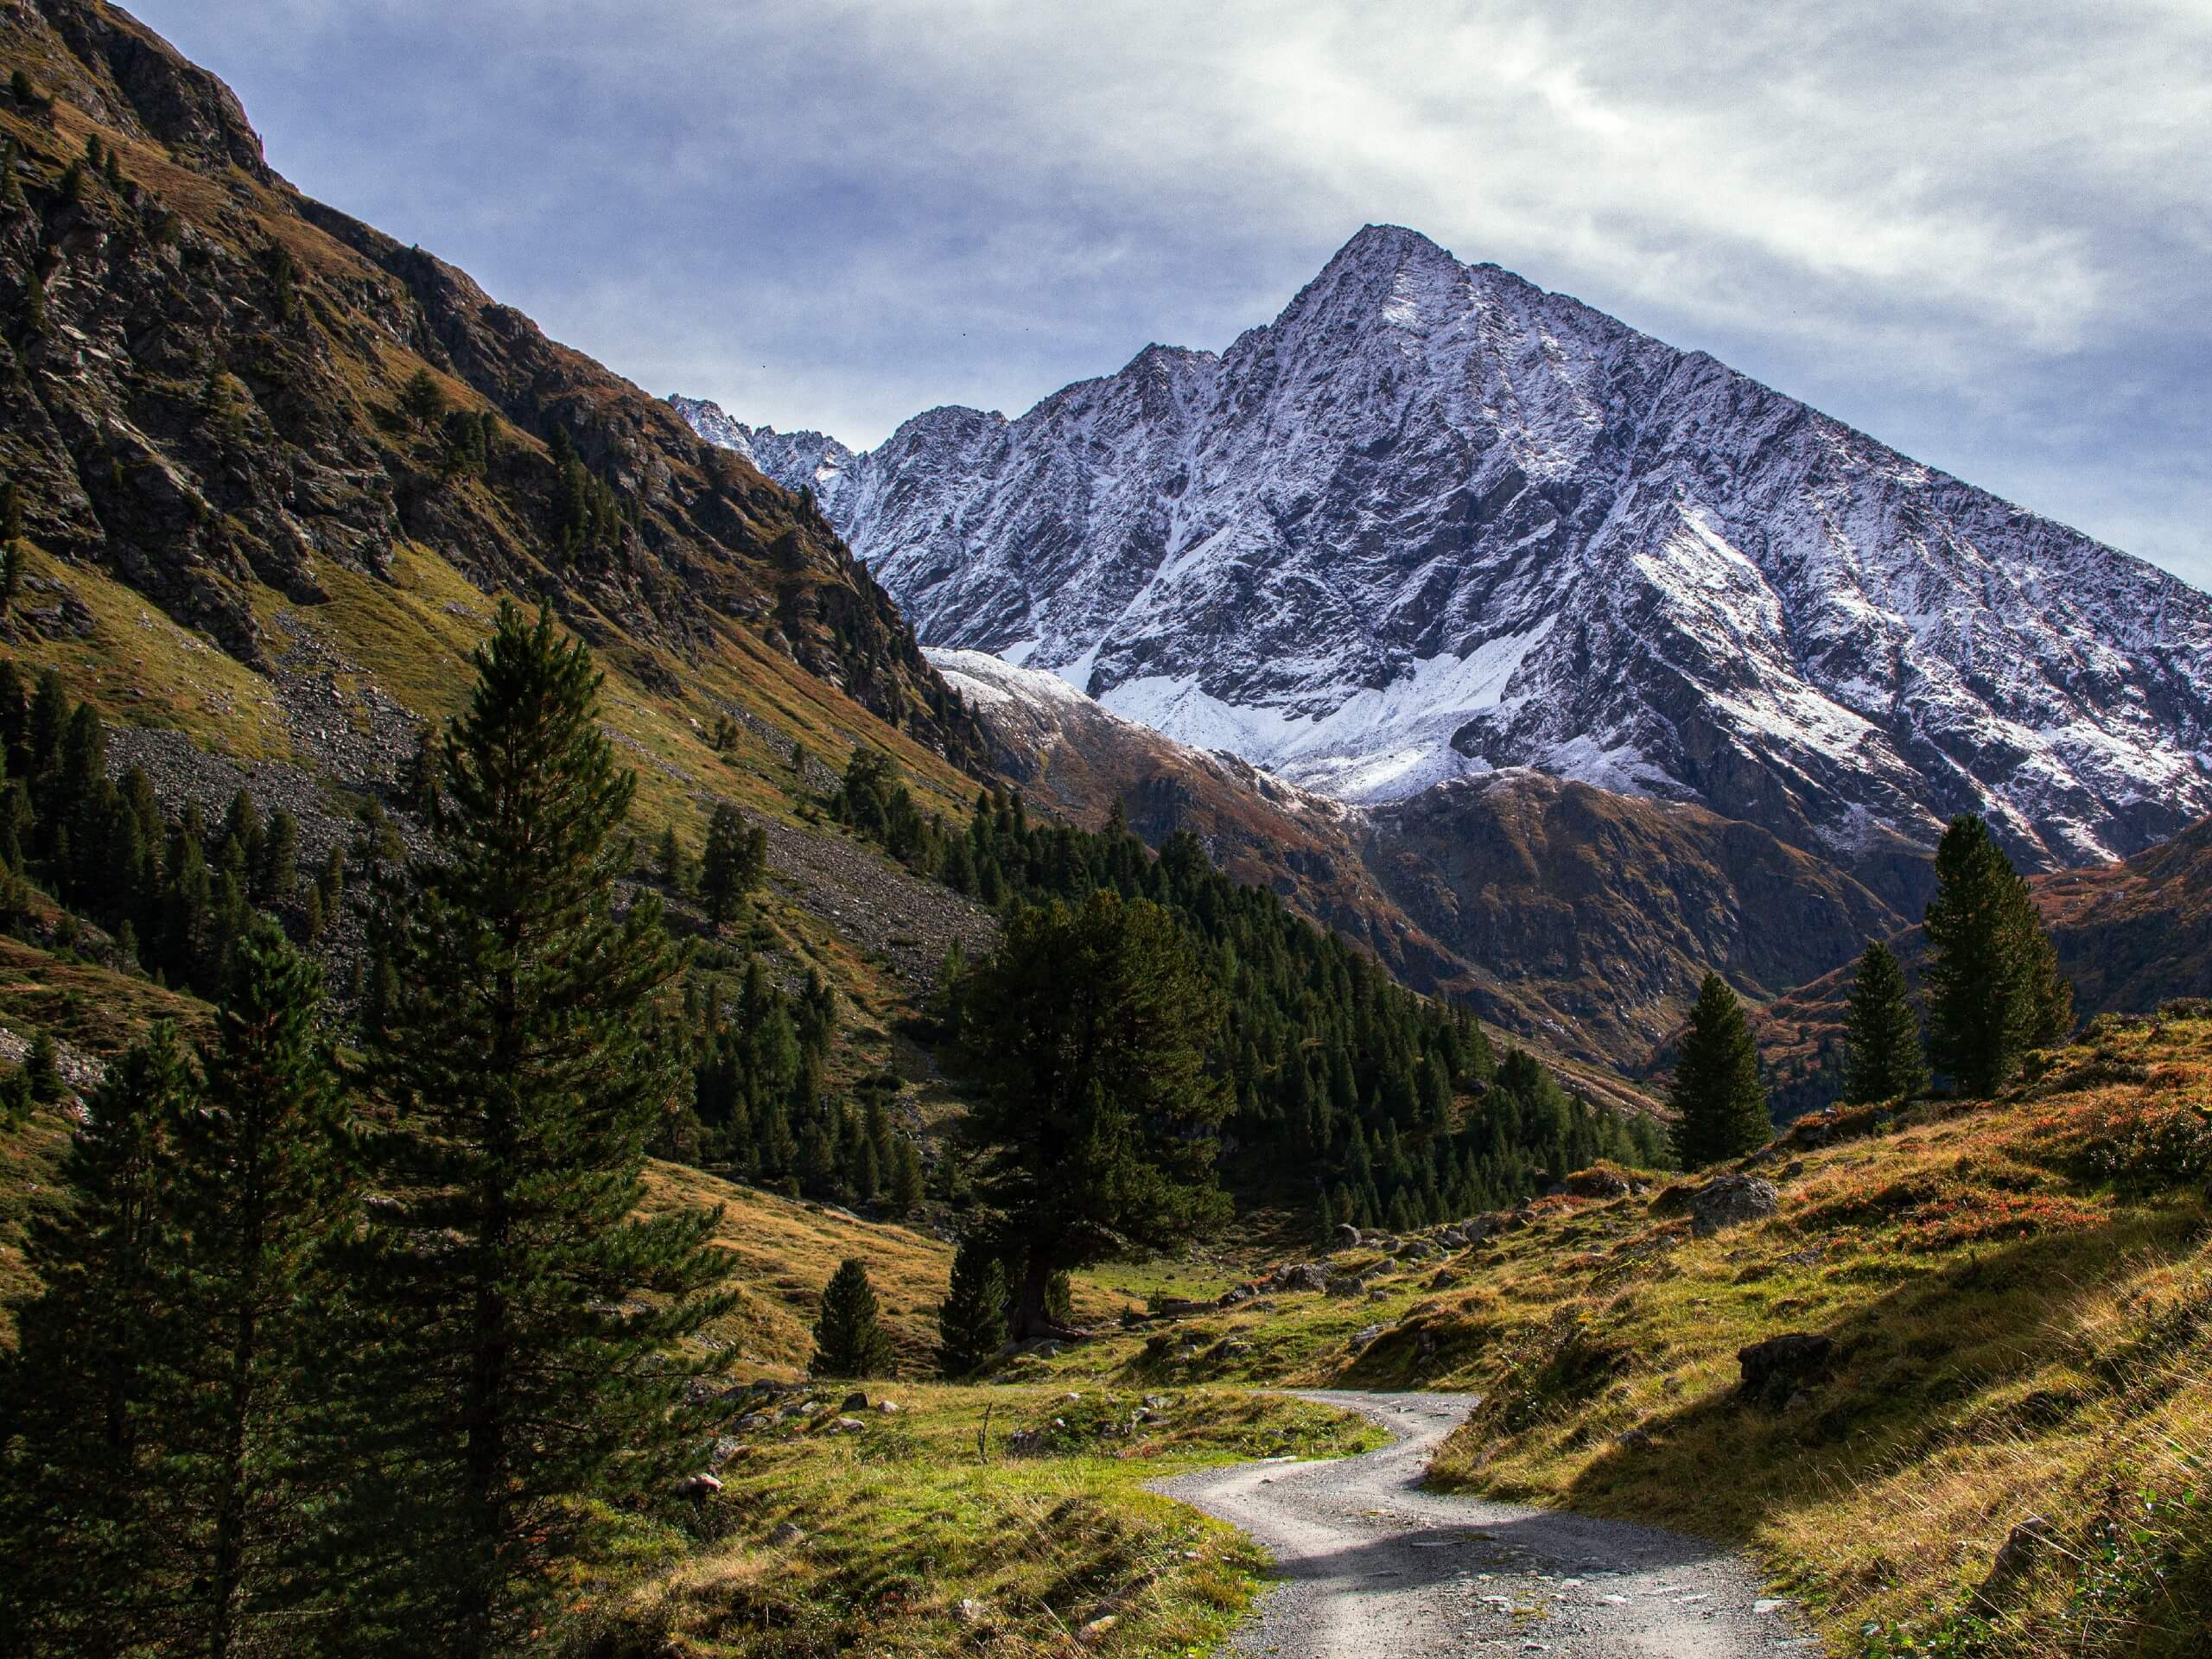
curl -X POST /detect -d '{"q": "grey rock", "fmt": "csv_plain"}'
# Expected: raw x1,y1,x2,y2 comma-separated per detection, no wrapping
1692,1173,1782,1236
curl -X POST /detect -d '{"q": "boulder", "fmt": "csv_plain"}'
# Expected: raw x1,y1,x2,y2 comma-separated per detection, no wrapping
1693,1173,1781,1236
1335,1222,1362,1249
841,1390,869,1412
1566,1166,1633,1199
674,1471,722,1500
1736,1332,1832,1407
1324,1274,1368,1299
828,1416,866,1435
1274,1262,1332,1293
1349,1324,1386,1350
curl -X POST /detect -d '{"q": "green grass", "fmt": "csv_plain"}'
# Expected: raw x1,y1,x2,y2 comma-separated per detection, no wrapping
932,1019,2212,1658
578,1385,1383,1657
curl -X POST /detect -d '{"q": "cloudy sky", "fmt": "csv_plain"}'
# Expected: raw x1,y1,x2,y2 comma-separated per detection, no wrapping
134,0,2211,588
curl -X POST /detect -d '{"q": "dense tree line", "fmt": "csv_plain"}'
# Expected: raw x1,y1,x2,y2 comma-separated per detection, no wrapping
683,957,924,1214
0,606,734,1658
0,662,342,996
836,750,1668,1231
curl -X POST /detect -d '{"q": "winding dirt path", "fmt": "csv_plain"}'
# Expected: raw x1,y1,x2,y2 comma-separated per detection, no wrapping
1154,1390,1823,1658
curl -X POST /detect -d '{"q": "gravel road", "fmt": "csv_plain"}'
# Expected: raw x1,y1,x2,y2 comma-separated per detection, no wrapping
1154,1391,1822,1658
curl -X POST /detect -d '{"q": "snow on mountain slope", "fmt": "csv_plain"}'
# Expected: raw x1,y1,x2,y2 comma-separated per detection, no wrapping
927,645,1920,1069
674,226,2212,869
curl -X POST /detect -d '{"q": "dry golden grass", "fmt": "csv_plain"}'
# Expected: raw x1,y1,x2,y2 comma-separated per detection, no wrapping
639,1161,958,1376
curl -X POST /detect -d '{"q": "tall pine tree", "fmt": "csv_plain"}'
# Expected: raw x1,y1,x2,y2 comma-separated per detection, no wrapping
1840,940,1929,1104
959,891,1231,1337
1923,815,2074,1097
337,603,733,1657
1669,972,1770,1168
0,1027,195,1658
166,924,351,1658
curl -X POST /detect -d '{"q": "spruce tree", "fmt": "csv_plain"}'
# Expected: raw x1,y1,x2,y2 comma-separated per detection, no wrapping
1669,972,1770,1168
887,1134,924,1217
337,603,733,1657
960,891,1230,1337
26,1027,60,1102
698,801,759,926
812,1256,894,1378
257,808,298,906
166,924,351,1658
934,1237,1007,1377
655,822,690,894
1841,941,1929,1104
0,1027,194,1657
1923,815,2074,1096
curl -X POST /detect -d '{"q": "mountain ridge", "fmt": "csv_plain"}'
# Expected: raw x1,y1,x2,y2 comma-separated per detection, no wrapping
677,222,2212,874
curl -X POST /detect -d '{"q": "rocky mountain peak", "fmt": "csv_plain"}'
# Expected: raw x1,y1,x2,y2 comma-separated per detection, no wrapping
677,229,2212,874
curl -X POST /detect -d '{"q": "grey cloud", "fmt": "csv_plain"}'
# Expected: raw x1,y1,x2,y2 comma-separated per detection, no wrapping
130,0,2210,585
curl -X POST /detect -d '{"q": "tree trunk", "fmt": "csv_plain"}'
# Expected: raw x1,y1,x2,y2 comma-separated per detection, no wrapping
1009,1251,1083,1342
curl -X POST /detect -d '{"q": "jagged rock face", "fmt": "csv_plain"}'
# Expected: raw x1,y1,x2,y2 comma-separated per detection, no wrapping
0,1,982,761
679,226,2212,871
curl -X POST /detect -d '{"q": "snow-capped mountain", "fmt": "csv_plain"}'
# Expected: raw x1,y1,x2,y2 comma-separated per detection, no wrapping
675,225,2212,868
666,395,857,504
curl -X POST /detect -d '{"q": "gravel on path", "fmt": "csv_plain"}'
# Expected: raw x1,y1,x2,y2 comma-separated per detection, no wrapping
1153,1390,1822,1658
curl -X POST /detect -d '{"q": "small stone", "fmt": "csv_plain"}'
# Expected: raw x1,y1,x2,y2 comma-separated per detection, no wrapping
1077,1614,1118,1644
767,1521,805,1547
841,1390,869,1411
874,1399,900,1414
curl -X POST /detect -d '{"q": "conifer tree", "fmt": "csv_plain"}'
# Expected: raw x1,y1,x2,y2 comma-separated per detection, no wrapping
0,1027,194,1656
655,822,690,893
1923,815,2073,1097
257,808,298,906
698,801,761,926
812,1256,894,1378
1841,941,1929,1104
1313,1188,1339,1254
960,892,1230,1336
26,1027,60,1102
934,1237,1007,1377
166,925,351,1658
887,1134,924,1217
337,603,732,1657
1669,972,1770,1168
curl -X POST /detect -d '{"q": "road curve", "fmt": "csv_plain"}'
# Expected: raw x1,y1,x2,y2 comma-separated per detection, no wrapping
1154,1390,1823,1658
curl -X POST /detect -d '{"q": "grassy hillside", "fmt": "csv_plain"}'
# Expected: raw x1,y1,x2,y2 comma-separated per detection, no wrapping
0,0,1001,1098
981,1010,2211,1656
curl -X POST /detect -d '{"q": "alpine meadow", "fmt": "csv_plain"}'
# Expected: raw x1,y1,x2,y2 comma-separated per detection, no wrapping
1,5,2209,1658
